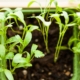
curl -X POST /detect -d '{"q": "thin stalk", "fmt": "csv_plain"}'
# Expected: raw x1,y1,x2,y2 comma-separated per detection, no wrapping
71,26,80,80
54,25,68,62
45,26,49,53
54,33,63,61
0,58,7,80
0,21,7,80
37,19,49,52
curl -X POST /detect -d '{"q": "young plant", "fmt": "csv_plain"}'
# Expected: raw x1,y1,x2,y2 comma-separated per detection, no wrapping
0,8,44,80
50,11,75,62
28,0,53,53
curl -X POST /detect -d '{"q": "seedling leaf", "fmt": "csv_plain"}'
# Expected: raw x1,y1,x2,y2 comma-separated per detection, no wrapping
14,9,25,25
72,47,80,54
68,36,78,48
29,25,38,32
50,14,61,23
61,11,69,24
56,46,68,50
6,52,14,59
16,63,32,68
34,50,44,58
0,12,5,21
12,53,26,64
27,0,42,12
6,35,23,44
67,23,76,27
28,0,36,7
23,31,32,48
26,52,31,62
31,44,38,56
1,8,12,13
4,69,14,80
36,16,51,26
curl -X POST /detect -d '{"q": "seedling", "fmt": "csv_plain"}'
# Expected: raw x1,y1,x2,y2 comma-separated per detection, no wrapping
0,8,44,80
50,11,76,62
28,0,53,53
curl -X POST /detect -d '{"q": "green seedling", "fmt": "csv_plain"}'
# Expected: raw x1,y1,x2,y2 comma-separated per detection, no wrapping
28,0,57,53
50,11,76,62
0,8,44,80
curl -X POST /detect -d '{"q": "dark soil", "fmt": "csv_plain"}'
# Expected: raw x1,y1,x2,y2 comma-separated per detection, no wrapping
8,14,73,80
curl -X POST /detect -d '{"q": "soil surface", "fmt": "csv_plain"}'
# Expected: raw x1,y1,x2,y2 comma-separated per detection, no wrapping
8,14,73,80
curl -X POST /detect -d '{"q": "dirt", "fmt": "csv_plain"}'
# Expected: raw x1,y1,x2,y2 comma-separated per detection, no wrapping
8,14,74,80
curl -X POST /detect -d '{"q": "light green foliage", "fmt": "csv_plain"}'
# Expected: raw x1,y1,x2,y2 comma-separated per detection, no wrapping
34,50,44,58
72,42,80,54
6,35,23,44
23,31,32,48
4,69,14,80
0,8,44,80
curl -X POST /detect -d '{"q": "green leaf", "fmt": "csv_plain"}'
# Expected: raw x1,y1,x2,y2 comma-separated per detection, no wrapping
72,47,80,54
1,8,12,13
8,43,18,52
68,37,78,47
76,42,80,48
36,16,51,26
26,52,31,62
4,69,14,80
6,14,14,20
31,44,38,56
27,0,36,7
14,8,25,25
29,25,38,32
12,53,26,64
25,63,32,67
61,11,69,24
56,46,68,50
0,12,5,21
27,0,42,12
7,8,25,25
50,13,61,23
6,52,14,59
18,63,32,68
16,63,32,68
0,44,5,58
23,31,32,48
6,35,23,44
34,50,44,58
72,42,80,54
76,12,80,17
6,22,14,27
14,8,22,12
67,23,76,27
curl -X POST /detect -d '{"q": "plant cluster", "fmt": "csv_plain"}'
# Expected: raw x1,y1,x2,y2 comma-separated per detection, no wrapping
0,8,44,80
0,0,80,80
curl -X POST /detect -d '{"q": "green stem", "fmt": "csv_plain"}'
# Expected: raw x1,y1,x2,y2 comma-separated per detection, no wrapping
71,26,80,80
0,58,7,80
54,25,68,62
0,21,7,80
